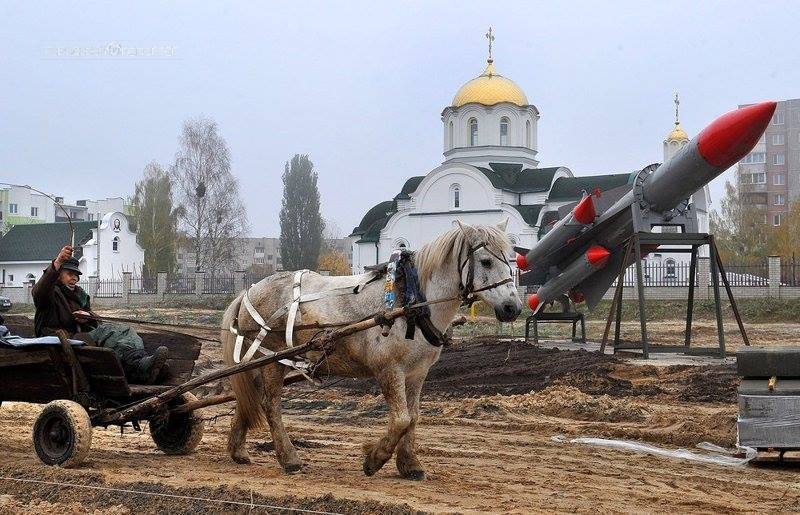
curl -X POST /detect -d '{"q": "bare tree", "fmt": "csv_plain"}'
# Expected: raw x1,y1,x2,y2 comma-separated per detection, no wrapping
171,117,249,274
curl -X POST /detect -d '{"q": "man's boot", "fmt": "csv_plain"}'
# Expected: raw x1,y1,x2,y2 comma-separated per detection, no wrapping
136,346,169,384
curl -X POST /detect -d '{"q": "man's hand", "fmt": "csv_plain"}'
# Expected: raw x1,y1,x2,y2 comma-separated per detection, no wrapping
73,310,92,323
54,246,73,269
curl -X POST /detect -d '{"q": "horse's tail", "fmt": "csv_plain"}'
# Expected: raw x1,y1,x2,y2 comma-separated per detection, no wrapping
221,291,267,429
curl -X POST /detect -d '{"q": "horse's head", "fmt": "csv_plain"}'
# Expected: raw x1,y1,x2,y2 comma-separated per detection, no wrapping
455,219,522,322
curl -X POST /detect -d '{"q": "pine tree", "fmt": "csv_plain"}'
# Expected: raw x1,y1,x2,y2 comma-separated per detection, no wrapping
279,154,324,270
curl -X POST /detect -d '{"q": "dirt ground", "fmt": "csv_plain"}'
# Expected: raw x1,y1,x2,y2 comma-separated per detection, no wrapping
3,314,800,513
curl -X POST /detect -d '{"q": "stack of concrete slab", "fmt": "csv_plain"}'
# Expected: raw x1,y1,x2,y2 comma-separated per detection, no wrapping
737,347,800,449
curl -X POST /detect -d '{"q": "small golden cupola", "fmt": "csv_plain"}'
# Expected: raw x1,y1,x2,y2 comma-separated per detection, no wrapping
665,93,689,143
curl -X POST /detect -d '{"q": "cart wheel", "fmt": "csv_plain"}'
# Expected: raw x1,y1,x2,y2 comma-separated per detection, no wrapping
32,400,92,467
149,392,204,455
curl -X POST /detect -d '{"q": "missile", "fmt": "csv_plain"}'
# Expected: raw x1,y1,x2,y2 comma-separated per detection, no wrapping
527,245,610,312
520,193,596,271
642,101,777,213
520,101,776,310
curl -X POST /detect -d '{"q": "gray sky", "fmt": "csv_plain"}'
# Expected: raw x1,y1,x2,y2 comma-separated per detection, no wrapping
2,1,798,237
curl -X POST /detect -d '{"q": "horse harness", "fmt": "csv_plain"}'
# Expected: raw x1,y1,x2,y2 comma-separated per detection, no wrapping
229,239,514,366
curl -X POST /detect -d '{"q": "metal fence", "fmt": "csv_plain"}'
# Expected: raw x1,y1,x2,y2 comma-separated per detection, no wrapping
86,278,123,298
723,262,769,287
202,275,236,294
782,260,799,287
165,275,194,294
602,260,769,288
129,275,157,294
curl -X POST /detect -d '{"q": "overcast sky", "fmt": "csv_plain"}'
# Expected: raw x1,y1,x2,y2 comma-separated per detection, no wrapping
2,1,798,237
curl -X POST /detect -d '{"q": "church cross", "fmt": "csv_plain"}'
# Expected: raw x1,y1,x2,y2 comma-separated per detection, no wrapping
486,27,494,61
674,92,680,125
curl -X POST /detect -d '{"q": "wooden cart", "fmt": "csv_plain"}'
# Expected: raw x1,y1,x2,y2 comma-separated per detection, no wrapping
0,317,204,467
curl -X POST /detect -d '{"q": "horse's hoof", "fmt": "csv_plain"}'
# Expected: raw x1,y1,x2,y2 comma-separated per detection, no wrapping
232,455,251,464
283,463,302,474
401,469,426,481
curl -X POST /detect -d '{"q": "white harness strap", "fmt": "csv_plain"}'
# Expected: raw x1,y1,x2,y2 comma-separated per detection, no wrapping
229,269,381,365
285,270,307,348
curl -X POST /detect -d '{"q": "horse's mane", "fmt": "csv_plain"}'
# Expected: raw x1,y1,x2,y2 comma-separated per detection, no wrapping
414,224,511,290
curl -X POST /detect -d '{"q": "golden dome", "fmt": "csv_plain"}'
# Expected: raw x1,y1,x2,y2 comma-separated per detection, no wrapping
452,60,528,108
665,122,689,142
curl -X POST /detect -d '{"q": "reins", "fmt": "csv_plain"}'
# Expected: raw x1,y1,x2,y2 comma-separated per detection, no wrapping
80,239,514,356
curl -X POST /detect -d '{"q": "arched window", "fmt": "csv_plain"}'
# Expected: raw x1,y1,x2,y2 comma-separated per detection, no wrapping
25,273,36,284
468,118,478,146
500,117,509,146
451,184,461,209
525,120,532,148
392,238,409,250
665,258,676,278
112,236,120,252
448,121,454,149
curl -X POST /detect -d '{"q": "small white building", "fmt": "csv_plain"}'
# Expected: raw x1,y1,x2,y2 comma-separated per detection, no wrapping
0,211,144,287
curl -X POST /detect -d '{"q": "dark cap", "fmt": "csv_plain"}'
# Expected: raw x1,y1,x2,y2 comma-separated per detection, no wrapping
60,257,82,275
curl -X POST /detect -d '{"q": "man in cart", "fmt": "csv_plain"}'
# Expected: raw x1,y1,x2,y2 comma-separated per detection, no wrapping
32,245,169,384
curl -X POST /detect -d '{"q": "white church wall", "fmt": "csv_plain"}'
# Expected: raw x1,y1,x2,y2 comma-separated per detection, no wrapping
81,212,144,279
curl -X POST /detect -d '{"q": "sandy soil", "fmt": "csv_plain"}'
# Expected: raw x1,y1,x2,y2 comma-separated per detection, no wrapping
3,318,800,513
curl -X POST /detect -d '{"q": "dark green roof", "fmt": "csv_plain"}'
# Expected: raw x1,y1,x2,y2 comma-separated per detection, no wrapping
476,163,563,193
510,204,544,226
350,200,396,238
394,176,425,200
0,221,97,262
547,173,634,201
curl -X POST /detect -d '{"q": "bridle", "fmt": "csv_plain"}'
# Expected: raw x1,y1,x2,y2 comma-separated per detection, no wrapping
457,241,514,306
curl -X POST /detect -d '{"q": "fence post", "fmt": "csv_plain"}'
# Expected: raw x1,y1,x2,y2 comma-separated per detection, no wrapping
122,271,132,304
157,272,167,302
195,271,204,296
768,255,781,298
235,270,246,293
88,276,99,298
25,283,33,304
697,257,710,300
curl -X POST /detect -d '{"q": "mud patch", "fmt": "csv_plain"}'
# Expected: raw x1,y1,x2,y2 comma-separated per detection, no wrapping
0,466,421,515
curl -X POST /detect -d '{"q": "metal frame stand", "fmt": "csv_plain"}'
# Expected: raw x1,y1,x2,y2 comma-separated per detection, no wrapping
600,232,749,359
525,312,586,346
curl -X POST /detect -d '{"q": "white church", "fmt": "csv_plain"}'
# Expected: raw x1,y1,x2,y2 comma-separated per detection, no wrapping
349,35,709,276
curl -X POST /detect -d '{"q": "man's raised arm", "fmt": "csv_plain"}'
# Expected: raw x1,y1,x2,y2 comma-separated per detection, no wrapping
32,245,72,307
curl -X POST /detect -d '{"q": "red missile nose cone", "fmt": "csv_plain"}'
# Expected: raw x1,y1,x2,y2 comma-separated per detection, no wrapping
573,195,596,225
527,294,539,311
697,101,777,169
586,245,610,268
516,253,529,270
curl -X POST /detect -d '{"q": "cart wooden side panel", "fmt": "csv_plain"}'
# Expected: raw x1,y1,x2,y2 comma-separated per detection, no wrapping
0,346,130,403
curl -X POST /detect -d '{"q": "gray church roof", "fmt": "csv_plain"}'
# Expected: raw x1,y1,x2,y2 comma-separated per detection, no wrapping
547,173,634,201
0,221,97,262
476,163,563,193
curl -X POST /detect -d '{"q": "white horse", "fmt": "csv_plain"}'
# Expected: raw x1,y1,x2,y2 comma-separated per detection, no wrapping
220,220,522,479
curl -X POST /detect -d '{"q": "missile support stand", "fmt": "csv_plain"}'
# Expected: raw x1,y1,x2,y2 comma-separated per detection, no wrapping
600,231,749,359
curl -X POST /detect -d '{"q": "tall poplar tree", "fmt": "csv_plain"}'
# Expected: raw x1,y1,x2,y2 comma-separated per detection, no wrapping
279,154,324,270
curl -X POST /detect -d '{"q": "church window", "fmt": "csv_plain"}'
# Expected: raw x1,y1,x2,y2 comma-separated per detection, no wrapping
452,185,461,208
665,258,676,278
112,236,120,252
449,121,454,149
469,118,478,146
525,120,531,148
392,238,409,250
500,117,509,146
